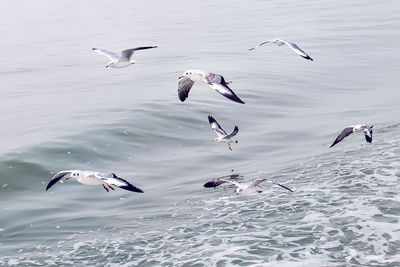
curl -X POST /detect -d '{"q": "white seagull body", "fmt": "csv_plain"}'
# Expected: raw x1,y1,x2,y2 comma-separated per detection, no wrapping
208,115,239,151
92,46,157,68
46,170,144,193
330,124,373,147
249,39,313,61
204,178,293,195
178,69,245,104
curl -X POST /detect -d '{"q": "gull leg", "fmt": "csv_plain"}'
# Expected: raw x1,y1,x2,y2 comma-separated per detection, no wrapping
228,144,232,151
102,184,109,192
107,184,115,191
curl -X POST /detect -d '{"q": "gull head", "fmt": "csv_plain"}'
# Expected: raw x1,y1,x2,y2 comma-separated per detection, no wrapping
235,188,243,195
66,171,80,180
179,70,203,81
179,70,195,79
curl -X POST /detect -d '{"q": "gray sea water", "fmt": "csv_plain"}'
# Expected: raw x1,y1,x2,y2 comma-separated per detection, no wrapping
1,0,400,266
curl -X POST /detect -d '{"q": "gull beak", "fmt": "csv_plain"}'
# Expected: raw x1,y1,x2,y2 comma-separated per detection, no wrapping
105,65,109,68
178,75,184,79
66,176,71,180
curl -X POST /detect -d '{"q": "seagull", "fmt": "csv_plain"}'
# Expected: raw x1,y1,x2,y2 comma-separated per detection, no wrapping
178,69,245,104
208,115,239,151
204,178,293,195
330,125,373,147
92,46,157,68
249,39,313,61
45,170,144,193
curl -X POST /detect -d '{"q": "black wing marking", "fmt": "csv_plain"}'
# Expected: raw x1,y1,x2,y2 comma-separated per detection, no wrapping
102,173,144,193
46,171,71,191
207,73,245,104
251,178,293,192
120,46,158,61
364,127,373,143
270,180,294,192
301,55,313,61
330,127,354,147
208,115,227,136
203,179,228,188
178,77,195,102
225,126,239,139
286,42,313,61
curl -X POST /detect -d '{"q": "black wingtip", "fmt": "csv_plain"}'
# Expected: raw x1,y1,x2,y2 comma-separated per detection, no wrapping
208,115,216,124
178,95,186,102
203,179,227,188
224,94,245,104
281,185,294,192
301,55,313,61
178,90,189,102
45,172,70,191
234,96,246,104
120,184,144,193
203,181,216,188
92,48,97,51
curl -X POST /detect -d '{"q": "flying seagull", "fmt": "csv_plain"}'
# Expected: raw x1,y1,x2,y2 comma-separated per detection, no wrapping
204,178,293,195
208,115,239,151
92,46,157,68
178,69,245,104
249,39,313,61
330,125,373,147
45,170,144,193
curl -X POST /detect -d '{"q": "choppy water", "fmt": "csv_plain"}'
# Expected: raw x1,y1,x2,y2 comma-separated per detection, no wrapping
1,0,400,266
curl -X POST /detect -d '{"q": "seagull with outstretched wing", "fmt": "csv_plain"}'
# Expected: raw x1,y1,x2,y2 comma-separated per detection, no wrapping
330,124,373,147
249,39,313,61
204,178,293,195
178,69,245,104
92,46,157,68
208,115,239,151
45,170,144,193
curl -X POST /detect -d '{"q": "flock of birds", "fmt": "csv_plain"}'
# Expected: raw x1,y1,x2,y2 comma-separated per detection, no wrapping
45,39,373,196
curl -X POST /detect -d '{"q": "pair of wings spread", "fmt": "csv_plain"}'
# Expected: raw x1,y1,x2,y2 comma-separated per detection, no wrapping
178,73,245,104
330,126,372,147
248,39,313,61
204,178,293,192
46,171,143,193
93,46,157,62
208,116,238,139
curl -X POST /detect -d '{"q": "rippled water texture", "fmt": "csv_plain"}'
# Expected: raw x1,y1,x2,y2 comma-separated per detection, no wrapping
1,0,399,266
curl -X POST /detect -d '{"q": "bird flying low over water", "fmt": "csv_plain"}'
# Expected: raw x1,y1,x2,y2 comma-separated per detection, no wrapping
92,46,157,68
45,170,144,193
178,69,245,104
204,178,293,195
330,125,373,147
208,115,239,151
249,39,313,61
